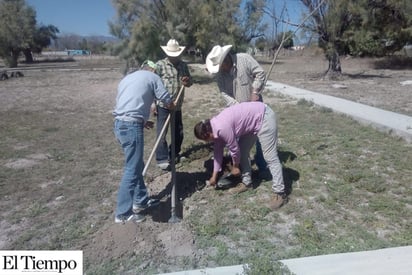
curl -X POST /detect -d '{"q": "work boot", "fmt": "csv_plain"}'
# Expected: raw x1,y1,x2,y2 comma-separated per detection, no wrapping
269,192,287,210
228,182,251,194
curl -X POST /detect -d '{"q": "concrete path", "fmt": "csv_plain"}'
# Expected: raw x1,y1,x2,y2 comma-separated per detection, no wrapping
158,246,412,275
280,245,412,275
266,81,412,143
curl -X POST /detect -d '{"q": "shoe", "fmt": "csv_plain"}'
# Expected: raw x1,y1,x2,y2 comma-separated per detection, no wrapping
269,193,287,210
133,198,160,212
228,182,251,194
115,213,145,224
176,154,187,163
157,162,170,170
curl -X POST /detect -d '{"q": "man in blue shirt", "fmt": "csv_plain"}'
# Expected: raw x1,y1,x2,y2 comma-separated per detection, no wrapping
112,60,175,223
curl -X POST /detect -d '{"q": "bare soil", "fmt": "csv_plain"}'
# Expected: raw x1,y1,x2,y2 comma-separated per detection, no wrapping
0,52,411,274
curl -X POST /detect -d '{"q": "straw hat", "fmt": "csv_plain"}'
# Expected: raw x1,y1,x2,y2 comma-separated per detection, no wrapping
205,45,233,73
161,39,185,57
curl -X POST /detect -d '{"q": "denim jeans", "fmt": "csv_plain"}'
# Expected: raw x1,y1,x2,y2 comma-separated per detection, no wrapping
156,107,183,163
113,119,149,217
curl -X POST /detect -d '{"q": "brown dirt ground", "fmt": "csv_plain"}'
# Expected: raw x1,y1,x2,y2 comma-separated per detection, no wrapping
0,52,411,273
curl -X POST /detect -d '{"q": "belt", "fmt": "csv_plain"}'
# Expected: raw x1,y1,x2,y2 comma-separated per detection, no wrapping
115,116,144,123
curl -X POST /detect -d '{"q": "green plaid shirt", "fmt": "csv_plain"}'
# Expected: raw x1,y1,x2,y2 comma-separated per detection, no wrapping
155,58,192,110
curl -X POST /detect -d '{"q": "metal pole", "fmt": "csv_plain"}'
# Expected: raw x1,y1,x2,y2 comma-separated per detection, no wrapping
168,109,180,223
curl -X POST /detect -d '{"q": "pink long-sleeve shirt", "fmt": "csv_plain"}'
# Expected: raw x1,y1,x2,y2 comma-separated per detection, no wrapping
210,101,265,173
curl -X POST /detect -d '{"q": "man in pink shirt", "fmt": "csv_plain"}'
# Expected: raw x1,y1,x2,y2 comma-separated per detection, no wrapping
194,101,287,209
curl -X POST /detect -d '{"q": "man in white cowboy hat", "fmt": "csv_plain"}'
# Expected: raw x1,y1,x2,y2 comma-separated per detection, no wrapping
155,39,193,170
205,45,270,194
205,45,266,105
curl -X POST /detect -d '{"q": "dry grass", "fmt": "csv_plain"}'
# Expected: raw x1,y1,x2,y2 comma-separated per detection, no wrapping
0,56,411,274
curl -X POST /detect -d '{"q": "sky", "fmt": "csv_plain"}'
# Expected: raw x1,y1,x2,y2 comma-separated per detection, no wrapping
26,0,116,37
25,0,305,39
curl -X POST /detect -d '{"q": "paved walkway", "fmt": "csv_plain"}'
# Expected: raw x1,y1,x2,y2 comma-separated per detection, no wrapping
266,81,412,143
158,246,412,274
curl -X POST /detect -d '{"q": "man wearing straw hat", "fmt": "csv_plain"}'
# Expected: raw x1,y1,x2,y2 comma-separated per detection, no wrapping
205,45,269,193
112,61,175,223
155,39,193,170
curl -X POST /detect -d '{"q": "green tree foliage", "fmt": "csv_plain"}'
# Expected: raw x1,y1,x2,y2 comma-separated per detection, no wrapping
301,0,412,77
274,31,294,49
0,0,36,67
0,0,59,66
345,0,412,56
255,36,267,51
109,0,267,67
32,25,59,53
23,24,59,62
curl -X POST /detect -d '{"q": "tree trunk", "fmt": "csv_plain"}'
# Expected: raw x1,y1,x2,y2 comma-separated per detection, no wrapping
325,50,342,80
23,49,34,63
7,50,20,68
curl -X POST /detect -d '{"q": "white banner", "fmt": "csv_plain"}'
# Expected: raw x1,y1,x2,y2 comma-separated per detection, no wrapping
0,251,83,275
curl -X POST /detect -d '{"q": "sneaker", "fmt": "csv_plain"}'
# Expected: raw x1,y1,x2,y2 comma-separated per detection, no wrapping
176,154,187,163
157,162,170,170
133,198,160,212
269,193,287,210
115,214,145,224
228,182,251,194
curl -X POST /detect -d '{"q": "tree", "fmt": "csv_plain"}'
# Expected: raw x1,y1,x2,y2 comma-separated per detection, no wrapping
109,0,268,68
0,0,36,67
275,31,294,49
263,0,298,47
300,0,354,79
345,0,412,57
23,24,59,63
300,0,412,78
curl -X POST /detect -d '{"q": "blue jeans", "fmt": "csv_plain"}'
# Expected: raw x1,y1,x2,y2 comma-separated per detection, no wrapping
113,119,149,217
156,107,183,163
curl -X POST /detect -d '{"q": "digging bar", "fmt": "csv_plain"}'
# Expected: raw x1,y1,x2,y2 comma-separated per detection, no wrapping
168,109,181,223
142,85,184,177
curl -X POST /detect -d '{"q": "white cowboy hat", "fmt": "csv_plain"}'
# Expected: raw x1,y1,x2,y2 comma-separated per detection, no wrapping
205,45,233,73
161,39,186,57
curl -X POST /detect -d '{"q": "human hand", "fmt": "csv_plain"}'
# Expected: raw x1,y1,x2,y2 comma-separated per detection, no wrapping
144,121,154,129
208,177,217,187
167,101,176,110
151,103,157,116
181,76,191,87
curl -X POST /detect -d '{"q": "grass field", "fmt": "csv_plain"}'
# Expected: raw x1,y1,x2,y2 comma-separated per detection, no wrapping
0,57,411,274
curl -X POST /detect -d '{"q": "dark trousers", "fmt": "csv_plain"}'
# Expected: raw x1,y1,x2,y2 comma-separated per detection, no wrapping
156,107,183,163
